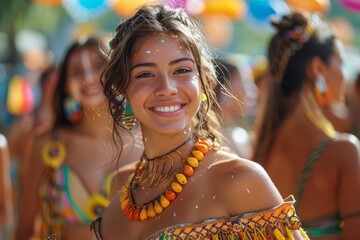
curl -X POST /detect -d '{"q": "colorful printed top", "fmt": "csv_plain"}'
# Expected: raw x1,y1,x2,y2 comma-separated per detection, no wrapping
34,138,112,239
91,196,310,240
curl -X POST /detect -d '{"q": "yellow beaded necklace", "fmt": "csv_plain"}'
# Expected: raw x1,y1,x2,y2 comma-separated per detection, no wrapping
119,138,211,221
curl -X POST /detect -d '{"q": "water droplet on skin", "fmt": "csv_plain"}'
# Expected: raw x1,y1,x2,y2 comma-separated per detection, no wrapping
180,198,183,201
201,194,204,199
246,188,250,194
195,205,198,209
183,131,187,134
231,175,234,179
145,50,151,54
213,195,216,199
144,137,148,142
173,212,176,218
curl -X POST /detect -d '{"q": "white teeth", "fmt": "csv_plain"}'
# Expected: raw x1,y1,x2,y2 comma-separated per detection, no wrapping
87,88,99,94
154,105,181,112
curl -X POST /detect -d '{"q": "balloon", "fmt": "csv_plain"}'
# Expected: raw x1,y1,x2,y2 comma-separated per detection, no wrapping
6,76,34,115
109,0,155,18
286,0,330,13
200,0,247,20
245,0,289,29
164,0,188,9
339,0,360,13
200,14,234,48
32,0,62,5
62,0,109,22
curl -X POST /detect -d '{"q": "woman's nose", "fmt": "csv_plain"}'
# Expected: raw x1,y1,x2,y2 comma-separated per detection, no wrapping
154,74,178,96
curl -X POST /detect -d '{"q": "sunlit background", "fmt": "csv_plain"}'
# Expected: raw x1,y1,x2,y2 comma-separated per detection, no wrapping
0,0,359,128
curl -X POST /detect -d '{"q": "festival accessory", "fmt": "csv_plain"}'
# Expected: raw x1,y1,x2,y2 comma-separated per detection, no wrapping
314,74,331,105
121,101,137,131
64,97,82,123
133,139,191,189
42,141,66,170
201,92,207,102
302,91,336,138
119,138,211,221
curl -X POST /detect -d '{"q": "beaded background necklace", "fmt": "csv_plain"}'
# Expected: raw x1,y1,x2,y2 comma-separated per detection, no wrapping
120,138,211,221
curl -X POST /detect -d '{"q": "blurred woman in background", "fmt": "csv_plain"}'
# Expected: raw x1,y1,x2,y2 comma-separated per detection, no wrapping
15,36,142,240
253,12,360,239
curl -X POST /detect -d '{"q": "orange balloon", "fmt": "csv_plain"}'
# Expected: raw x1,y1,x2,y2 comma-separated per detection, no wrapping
32,0,62,5
201,0,247,20
109,0,156,18
286,0,330,13
200,14,234,49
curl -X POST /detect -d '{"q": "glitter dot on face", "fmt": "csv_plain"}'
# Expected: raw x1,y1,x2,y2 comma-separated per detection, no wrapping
157,39,165,43
155,49,160,52
145,50,151,54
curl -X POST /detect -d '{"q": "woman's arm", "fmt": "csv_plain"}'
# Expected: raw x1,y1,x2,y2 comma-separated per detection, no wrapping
337,134,360,239
0,134,13,227
14,134,46,240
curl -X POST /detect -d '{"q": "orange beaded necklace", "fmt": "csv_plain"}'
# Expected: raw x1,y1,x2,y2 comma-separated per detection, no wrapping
119,138,211,221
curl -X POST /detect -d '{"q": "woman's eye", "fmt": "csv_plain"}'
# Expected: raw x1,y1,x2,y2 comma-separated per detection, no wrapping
175,68,191,74
69,69,84,77
136,72,154,78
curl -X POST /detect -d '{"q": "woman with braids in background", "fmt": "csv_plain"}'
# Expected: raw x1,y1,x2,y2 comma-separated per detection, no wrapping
91,4,309,239
253,12,360,239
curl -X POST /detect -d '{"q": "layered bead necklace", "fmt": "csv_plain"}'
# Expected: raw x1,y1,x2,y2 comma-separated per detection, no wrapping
119,138,211,221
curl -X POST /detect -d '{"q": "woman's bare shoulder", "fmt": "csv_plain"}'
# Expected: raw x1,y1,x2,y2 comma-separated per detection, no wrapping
327,133,360,166
206,150,283,214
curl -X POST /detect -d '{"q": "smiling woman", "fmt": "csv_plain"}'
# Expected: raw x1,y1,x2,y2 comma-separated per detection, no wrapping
90,4,309,240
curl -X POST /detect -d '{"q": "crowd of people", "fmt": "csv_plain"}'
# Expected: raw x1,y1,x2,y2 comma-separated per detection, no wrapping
1,3,360,240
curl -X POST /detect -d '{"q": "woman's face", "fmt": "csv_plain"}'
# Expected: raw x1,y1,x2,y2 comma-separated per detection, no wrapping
66,47,106,107
126,34,201,137
324,40,346,103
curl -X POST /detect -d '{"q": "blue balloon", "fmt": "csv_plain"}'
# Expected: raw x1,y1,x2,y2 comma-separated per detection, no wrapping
246,0,289,24
78,0,106,10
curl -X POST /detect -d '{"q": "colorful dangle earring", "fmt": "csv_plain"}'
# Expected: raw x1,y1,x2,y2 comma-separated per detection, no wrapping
64,97,82,123
314,75,331,106
122,101,137,131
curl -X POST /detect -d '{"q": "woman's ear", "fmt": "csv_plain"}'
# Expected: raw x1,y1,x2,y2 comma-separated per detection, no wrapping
307,57,326,81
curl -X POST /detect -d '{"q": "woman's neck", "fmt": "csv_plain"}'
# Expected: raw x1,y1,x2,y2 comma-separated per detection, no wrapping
141,131,194,160
76,105,113,137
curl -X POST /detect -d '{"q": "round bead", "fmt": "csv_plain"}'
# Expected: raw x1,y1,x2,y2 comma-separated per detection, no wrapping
192,150,204,160
199,139,211,148
121,198,130,210
140,208,148,221
183,164,194,177
175,173,187,184
195,143,209,154
147,204,156,218
187,157,199,168
154,201,164,213
160,195,170,208
172,182,183,193
166,190,176,201
133,208,141,220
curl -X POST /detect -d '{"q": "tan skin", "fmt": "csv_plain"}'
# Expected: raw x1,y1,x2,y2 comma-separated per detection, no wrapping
0,134,12,227
100,35,304,240
264,53,360,239
15,47,142,239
